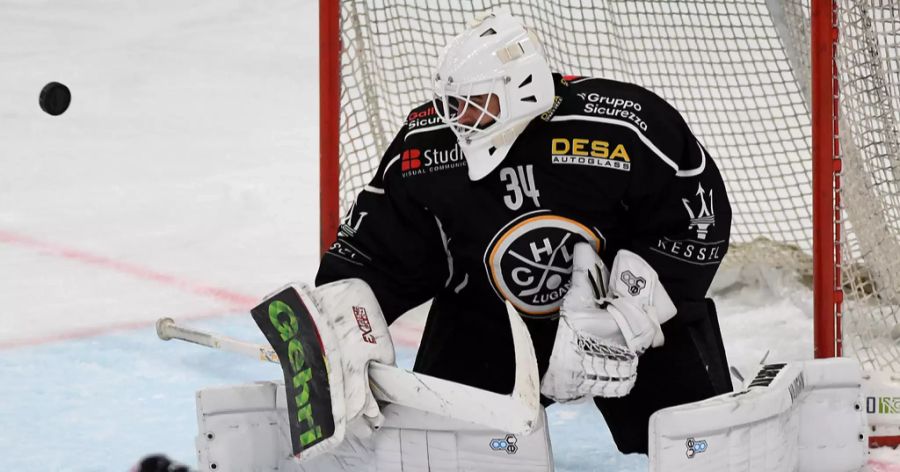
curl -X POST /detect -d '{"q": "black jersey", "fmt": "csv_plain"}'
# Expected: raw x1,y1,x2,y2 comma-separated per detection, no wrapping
316,73,731,394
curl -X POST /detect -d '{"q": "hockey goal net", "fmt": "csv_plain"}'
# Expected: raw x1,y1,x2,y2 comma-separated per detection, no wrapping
319,1,900,378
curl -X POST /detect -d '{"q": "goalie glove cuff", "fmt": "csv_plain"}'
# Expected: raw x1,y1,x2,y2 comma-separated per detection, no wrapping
605,249,677,353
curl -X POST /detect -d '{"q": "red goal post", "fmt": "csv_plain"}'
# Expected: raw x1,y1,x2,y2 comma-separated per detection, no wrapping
810,0,841,360
320,0,341,260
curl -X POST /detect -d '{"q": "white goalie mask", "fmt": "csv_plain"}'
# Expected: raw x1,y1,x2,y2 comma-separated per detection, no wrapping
433,12,555,180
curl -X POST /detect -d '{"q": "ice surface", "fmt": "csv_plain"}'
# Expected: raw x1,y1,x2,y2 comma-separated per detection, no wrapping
2,0,899,470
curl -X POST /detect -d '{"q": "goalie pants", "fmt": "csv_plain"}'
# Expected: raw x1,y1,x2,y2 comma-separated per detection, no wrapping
413,296,731,456
593,298,733,454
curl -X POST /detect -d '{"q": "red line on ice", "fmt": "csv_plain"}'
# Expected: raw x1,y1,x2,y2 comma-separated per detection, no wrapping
390,323,424,349
0,229,258,307
0,229,425,349
869,459,900,472
0,229,258,348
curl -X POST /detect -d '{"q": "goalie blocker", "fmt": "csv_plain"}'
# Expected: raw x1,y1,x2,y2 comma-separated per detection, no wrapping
248,279,541,463
249,283,363,459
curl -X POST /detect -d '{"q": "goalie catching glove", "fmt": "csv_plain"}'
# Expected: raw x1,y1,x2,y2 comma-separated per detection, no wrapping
541,243,677,402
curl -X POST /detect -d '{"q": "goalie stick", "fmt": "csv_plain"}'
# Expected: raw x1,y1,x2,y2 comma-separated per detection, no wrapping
156,295,541,447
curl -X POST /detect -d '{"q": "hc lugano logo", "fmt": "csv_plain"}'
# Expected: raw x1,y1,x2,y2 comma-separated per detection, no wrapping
682,183,715,240
485,212,603,318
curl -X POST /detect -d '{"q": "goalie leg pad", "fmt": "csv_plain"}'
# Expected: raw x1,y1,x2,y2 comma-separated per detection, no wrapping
367,404,553,472
196,382,298,472
648,358,867,472
196,382,553,472
303,403,554,472
862,370,900,446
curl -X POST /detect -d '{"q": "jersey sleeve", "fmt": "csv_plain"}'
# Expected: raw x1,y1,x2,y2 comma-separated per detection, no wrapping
315,128,449,324
623,102,732,307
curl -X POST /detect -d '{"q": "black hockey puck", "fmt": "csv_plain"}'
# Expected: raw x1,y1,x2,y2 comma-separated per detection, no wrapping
39,82,71,116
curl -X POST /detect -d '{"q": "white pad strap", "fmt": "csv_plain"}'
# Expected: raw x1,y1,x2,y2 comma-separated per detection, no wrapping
649,358,867,472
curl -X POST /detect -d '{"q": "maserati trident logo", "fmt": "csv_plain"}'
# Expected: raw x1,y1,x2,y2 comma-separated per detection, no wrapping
682,184,715,240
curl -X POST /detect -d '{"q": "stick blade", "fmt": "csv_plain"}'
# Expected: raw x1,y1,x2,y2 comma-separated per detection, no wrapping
505,300,542,432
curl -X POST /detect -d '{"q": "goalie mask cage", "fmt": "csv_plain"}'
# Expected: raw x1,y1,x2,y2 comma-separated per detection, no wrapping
320,0,900,428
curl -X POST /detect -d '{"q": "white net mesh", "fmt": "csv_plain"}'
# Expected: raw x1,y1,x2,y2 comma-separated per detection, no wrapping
837,1,900,371
334,0,900,372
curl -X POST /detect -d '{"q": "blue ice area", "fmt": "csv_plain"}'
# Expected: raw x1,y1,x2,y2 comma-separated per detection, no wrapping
0,316,647,472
